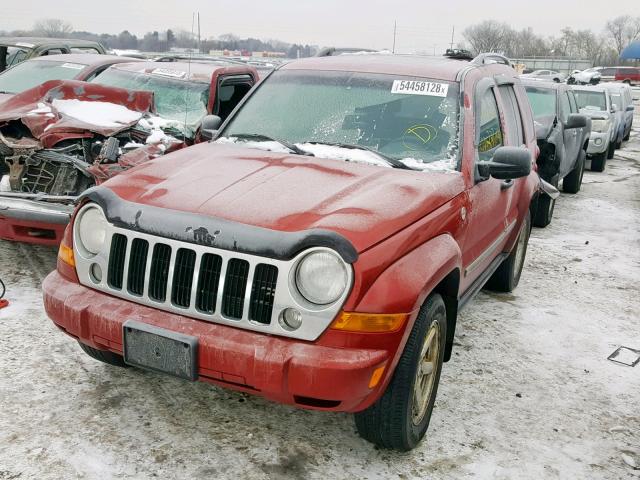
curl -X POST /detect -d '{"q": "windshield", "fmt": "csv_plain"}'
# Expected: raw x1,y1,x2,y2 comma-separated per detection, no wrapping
525,86,556,118
91,68,210,136
573,90,606,111
0,60,87,94
221,70,461,171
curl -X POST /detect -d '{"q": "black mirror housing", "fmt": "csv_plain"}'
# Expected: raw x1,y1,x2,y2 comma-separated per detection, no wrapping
200,115,222,141
627,105,635,112
478,146,532,180
565,113,588,129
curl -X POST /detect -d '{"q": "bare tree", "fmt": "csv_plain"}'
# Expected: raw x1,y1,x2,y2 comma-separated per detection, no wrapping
605,15,640,55
463,21,512,54
33,18,73,38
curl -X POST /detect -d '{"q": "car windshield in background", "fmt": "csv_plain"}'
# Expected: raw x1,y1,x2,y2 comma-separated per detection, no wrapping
0,60,87,94
221,70,461,171
525,86,556,118
0,45,33,70
91,69,210,136
573,90,606,111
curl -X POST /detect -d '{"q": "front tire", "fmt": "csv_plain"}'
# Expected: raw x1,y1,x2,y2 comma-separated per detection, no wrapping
354,294,447,451
485,211,531,292
78,342,127,367
533,193,555,228
563,150,585,194
591,151,607,172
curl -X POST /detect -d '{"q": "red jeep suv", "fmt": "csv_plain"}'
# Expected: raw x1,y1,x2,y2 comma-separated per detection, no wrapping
43,53,540,450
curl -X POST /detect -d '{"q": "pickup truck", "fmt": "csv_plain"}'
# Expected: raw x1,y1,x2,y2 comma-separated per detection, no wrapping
43,53,541,450
0,61,258,245
522,79,590,227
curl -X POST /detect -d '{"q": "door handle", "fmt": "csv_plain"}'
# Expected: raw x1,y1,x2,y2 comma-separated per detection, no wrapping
501,179,514,190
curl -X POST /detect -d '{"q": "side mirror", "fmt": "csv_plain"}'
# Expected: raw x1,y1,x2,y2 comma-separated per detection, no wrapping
565,114,588,129
626,105,635,112
477,147,532,180
200,115,222,141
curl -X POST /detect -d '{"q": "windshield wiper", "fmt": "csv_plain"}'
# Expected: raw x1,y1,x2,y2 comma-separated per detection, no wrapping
305,141,416,170
228,133,314,157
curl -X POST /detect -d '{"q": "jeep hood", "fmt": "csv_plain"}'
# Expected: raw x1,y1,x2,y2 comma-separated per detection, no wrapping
102,143,465,253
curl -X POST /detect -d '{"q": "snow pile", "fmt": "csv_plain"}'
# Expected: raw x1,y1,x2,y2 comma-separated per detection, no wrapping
145,129,182,149
297,143,392,168
27,103,54,117
400,156,458,172
138,115,184,132
215,137,293,154
51,99,143,128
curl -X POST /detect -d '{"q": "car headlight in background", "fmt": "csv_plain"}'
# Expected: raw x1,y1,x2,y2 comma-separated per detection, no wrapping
295,250,348,305
76,205,109,256
591,119,607,133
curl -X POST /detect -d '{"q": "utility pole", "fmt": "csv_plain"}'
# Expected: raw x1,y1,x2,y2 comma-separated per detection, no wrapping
450,26,455,50
197,12,201,53
392,21,397,54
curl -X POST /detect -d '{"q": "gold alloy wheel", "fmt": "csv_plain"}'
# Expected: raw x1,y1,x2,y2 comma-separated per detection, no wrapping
411,320,441,425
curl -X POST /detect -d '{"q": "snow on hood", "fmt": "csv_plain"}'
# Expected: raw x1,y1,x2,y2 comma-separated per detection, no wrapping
49,98,144,129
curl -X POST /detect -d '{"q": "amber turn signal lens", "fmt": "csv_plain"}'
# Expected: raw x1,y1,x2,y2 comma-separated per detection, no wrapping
58,243,75,267
368,364,387,389
331,312,409,333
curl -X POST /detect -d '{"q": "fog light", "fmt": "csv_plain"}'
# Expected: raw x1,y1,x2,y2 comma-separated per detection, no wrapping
280,308,303,331
595,138,603,146
90,263,102,284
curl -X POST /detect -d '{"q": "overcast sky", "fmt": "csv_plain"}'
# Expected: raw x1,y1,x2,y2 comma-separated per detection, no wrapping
2,0,638,52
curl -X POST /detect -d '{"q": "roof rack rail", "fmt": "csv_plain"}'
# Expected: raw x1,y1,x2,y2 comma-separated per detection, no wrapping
471,53,512,67
444,48,474,60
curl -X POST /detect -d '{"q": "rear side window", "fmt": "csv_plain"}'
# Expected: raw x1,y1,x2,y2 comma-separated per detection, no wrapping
70,47,101,54
478,89,504,161
567,91,578,113
497,85,524,146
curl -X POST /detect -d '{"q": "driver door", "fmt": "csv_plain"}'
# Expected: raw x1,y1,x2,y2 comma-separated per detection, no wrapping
461,78,517,292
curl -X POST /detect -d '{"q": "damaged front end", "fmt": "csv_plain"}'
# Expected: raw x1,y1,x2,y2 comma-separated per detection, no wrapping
0,80,185,245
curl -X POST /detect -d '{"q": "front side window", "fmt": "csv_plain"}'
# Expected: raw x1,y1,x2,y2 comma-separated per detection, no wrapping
0,60,88,94
1,46,31,68
221,70,461,171
477,89,504,162
573,90,607,112
559,92,571,123
609,93,622,110
497,85,524,146
91,68,210,136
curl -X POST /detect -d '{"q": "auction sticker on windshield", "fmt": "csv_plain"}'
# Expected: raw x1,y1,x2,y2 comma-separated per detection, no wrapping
392,80,449,97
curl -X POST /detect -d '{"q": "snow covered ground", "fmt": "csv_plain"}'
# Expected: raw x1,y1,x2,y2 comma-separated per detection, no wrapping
0,102,639,480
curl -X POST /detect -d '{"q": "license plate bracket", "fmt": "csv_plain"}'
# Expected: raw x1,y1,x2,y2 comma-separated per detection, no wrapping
123,320,198,381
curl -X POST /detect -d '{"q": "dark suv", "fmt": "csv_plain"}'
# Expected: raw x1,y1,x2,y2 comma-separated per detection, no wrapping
523,80,590,227
44,53,541,450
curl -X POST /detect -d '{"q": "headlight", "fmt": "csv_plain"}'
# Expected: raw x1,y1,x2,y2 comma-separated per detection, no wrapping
76,205,108,255
295,250,348,305
591,119,607,133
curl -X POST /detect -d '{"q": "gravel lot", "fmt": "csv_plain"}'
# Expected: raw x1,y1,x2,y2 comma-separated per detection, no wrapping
0,101,639,480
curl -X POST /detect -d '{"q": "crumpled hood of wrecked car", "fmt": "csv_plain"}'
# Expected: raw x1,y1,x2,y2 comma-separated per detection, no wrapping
101,143,465,253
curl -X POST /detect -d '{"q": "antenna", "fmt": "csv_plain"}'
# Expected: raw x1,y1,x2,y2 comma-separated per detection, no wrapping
198,12,201,53
183,11,196,144
392,21,397,54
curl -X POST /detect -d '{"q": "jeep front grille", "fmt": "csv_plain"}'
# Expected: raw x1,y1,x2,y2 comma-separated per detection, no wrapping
105,233,278,325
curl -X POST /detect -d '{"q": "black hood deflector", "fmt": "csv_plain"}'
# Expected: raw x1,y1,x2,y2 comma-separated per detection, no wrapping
80,186,358,263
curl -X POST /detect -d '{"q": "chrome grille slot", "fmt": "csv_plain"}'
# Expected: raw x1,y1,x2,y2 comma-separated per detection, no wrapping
195,253,223,314
107,233,128,290
127,238,149,296
171,248,196,308
222,258,250,319
249,264,278,324
149,243,171,302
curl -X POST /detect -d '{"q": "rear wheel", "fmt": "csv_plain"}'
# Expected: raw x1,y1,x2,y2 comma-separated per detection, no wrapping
533,193,555,228
563,150,585,194
485,211,531,293
607,141,615,159
354,294,447,451
591,151,607,172
624,131,631,141
78,342,127,368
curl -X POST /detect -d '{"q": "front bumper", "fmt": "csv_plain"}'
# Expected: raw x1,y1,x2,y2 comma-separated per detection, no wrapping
587,131,610,155
42,271,392,412
0,196,73,245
